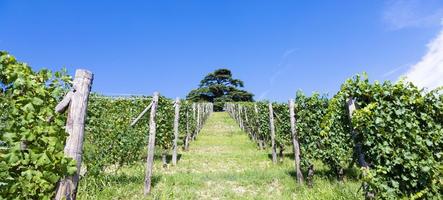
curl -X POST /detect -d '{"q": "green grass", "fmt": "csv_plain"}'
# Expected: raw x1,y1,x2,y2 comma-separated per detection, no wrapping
77,112,363,200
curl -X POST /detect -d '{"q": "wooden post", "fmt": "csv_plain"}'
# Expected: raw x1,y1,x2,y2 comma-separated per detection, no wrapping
236,104,240,123
184,104,190,151
347,97,373,198
239,105,244,130
268,102,277,163
192,103,196,140
289,99,303,184
172,98,180,166
196,104,201,134
55,69,93,200
244,106,252,139
254,104,263,150
347,97,368,168
144,92,159,195
161,149,168,168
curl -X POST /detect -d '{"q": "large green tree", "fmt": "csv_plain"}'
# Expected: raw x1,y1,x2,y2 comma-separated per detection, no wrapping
187,69,254,111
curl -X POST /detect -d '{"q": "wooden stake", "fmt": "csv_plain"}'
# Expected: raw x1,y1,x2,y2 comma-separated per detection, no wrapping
347,97,374,198
239,105,244,130
289,99,303,184
172,98,180,166
55,90,73,113
55,69,93,200
185,104,190,151
130,102,153,126
254,104,264,150
268,102,277,163
192,103,196,140
347,98,368,168
144,92,159,195
196,104,201,135
244,106,252,139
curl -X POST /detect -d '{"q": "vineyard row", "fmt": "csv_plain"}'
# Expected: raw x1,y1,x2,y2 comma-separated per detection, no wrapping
225,75,442,199
0,52,213,200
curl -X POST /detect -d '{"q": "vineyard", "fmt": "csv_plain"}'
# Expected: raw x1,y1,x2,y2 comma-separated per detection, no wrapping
1,51,442,199
226,75,443,199
0,52,212,199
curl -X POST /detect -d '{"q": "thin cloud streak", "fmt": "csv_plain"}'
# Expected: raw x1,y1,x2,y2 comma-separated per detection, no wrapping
258,48,297,100
383,0,443,30
382,64,409,78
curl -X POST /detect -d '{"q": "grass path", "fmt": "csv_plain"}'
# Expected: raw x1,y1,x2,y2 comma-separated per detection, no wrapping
78,112,362,200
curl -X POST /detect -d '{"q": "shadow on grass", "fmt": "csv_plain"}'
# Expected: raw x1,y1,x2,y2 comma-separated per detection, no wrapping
80,172,162,193
286,166,361,184
287,168,333,181
153,153,183,164
266,153,298,161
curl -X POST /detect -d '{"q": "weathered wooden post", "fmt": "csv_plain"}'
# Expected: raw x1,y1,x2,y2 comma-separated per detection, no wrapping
192,103,196,140
289,99,303,184
161,149,168,168
347,97,373,199
184,104,191,151
268,102,277,163
244,106,252,139
144,92,159,195
55,69,93,200
237,104,241,125
172,98,180,166
239,105,244,130
196,103,201,135
233,104,237,121
254,103,264,150
347,97,368,168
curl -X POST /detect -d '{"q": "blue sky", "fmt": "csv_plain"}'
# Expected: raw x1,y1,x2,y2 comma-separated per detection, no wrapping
1,0,443,101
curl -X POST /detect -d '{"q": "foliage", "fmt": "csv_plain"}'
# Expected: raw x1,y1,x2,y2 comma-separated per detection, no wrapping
344,75,443,199
255,102,271,146
77,112,362,200
83,96,151,175
83,95,211,177
156,96,175,150
187,69,254,111
228,73,443,199
294,91,328,169
272,103,291,150
319,89,355,176
0,51,76,199
178,101,208,142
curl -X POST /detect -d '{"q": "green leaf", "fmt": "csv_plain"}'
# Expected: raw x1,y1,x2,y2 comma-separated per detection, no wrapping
32,97,44,106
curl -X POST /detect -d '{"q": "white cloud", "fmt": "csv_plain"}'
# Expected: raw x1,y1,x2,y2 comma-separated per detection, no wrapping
404,29,443,90
383,0,443,30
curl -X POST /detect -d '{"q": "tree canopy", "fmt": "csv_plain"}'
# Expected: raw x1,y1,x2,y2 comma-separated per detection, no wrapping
187,69,254,111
